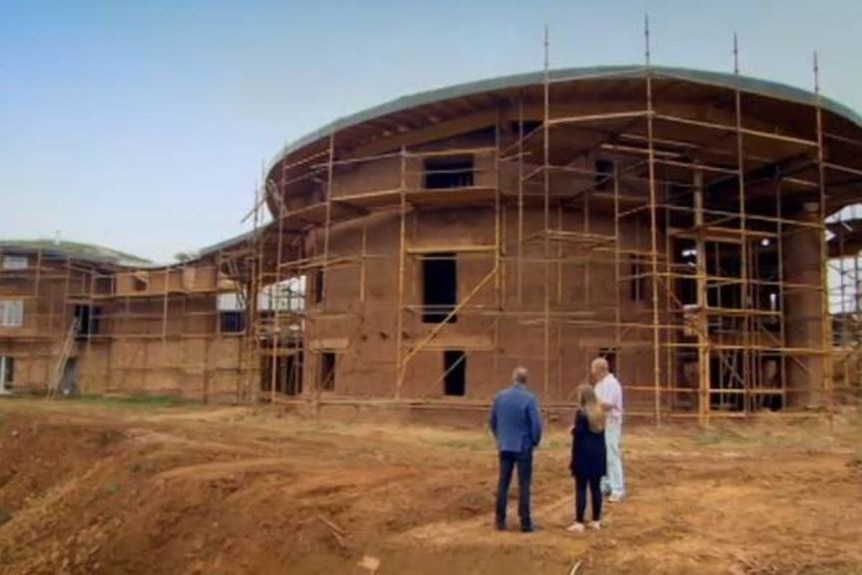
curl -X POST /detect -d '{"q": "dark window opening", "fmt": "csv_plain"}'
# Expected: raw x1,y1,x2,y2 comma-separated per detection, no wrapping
629,256,648,302
95,277,114,296
598,347,617,374
443,350,466,396
133,277,147,292
319,352,336,392
285,353,303,395
678,278,697,307
424,156,474,189
59,357,77,396
709,354,744,412
704,241,742,311
756,355,783,411
764,291,780,328
594,159,615,191
313,269,325,304
422,253,457,323
754,243,781,330
675,240,698,307
509,120,543,136
219,311,246,334
260,352,303,396
74,305,101,338
1,356,13,387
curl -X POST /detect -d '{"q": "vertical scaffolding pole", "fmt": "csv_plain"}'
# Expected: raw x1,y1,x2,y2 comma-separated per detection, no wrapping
34,249,43,310
583,192,590,307
813,51,834,413
542,24,551,398
360,223,367,303
494,116,503,384
613,165,622,374
662,187,673,411
733,34,752,416
645,15,663,424
855,253,861,384
321,134,336,304
395,147,408,398
855,254,861,320
249,179,263,403
29,249,43,388
271,181,286,402
557,202,564,395
557,205,564,304
495,116,502,301
311,134,337,410
61,258,72,335
84,271,96,395
517,93,525,306
161,270,170,354
694,168,710,424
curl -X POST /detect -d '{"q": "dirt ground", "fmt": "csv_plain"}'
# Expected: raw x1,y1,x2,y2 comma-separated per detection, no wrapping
0,398,860,575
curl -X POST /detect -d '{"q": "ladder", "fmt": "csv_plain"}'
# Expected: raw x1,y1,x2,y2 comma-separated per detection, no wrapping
46,317,80,400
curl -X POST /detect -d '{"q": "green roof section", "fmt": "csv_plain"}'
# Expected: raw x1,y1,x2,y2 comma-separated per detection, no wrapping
0,239,153,268
267,64,862,174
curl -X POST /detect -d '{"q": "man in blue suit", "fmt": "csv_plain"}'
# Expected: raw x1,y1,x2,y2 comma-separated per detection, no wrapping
489,366,543,532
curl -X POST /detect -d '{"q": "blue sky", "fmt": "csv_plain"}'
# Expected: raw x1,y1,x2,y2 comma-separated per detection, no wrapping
1,0,861,262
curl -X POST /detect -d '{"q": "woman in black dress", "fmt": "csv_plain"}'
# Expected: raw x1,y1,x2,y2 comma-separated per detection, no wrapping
567,384,607,532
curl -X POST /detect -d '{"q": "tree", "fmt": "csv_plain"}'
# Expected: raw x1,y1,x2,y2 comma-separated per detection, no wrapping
174,251,197,263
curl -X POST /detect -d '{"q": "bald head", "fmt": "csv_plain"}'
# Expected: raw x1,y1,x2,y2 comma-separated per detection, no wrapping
591,357,610,380
512,366,529,385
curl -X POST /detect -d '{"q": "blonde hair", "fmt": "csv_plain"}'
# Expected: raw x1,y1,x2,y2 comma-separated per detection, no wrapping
577,384,605,433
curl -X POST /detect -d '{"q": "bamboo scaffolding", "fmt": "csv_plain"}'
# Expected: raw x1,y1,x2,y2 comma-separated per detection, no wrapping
2,27,847,416
813,52,835,413
394,148,408,399
733,34,752,418
645,16,663,424
494,116,503,387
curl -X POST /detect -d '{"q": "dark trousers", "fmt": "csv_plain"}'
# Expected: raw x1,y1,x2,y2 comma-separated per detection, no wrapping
575,475,602,523
496,450,533,528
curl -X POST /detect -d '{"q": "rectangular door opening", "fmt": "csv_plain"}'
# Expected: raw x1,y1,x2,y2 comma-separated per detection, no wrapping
443,350,466,396
319,352,336,392
0,356,13,394
422,253,457,323
260,352,304,396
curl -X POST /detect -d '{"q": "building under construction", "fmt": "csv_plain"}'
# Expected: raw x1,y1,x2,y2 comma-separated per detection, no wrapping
0,239,259,402
3,64,862,423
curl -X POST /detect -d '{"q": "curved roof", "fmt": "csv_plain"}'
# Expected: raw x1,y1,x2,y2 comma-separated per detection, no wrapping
268,64,862,172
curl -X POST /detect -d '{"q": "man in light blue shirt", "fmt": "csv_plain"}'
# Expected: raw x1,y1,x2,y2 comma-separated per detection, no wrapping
489,366,543,532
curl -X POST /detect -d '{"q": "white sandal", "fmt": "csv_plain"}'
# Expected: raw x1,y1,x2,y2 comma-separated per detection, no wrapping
566,522,586,533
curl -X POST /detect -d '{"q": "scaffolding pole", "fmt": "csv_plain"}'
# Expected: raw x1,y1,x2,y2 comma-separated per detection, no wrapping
645,15,663,424
543,24,551,398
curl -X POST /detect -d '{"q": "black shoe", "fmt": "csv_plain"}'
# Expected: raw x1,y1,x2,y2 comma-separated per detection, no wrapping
520,524,534,533
495,520,506,531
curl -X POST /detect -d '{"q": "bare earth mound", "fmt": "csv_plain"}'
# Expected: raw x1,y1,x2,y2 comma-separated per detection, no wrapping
0,400,860,574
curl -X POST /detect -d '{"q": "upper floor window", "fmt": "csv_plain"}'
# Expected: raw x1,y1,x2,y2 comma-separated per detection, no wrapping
2,256,27,270
0,300,23,327
423,155,475,189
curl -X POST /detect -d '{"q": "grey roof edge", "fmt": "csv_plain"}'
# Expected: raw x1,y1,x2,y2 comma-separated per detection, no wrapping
197,228,257,258
1,226,264,271
265,64,862,177
0,234,253,271
0,240,153,269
